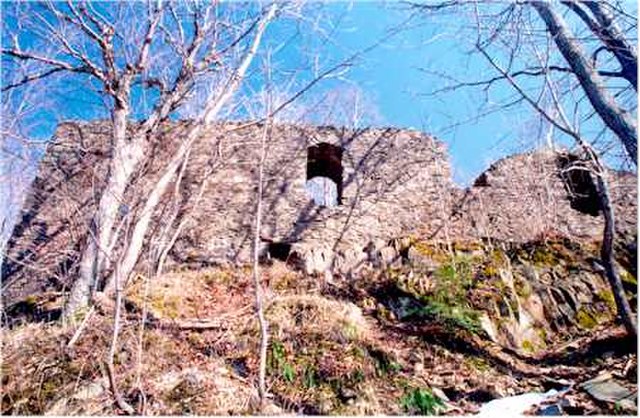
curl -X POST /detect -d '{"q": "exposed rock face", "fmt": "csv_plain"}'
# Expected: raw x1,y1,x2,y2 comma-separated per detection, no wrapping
373,238,634,352
1,121,636,309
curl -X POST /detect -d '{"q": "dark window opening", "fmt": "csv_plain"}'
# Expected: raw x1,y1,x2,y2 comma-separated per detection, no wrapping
473,172,490,187
266,242,292,262
306,143,343,207
556,154,600,217
261,241,303,269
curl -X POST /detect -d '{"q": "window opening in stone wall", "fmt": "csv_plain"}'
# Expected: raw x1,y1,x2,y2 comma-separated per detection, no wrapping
305,143,343,207
260,241,302,268
557,154,600,216
266,242,292,262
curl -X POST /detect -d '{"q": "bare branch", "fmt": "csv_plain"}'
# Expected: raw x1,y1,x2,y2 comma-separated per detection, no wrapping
1,66,80,92
532,0,637,164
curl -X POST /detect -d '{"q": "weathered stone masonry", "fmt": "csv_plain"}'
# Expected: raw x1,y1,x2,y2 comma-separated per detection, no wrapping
176,123,452,274
1,121,636,307
1,121,453,303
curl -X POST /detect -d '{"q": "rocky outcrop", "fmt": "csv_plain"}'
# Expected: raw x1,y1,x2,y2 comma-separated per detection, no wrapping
368,237,636,353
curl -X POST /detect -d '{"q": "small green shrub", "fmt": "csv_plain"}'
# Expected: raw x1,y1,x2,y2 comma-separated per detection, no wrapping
419,256,482,333
303,365,318,389
268,341,296,383
400,388,444,415
282,363,295,383
419,302,482,333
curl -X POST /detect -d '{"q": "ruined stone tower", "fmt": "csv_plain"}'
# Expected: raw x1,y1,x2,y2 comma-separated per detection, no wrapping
2,121,453,303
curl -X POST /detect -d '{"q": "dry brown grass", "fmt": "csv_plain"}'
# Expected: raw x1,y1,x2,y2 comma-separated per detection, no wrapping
3,251,633,415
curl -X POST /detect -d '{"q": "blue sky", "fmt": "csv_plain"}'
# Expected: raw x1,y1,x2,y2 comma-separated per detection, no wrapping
270,1,637,183
252,0,616,184
1,1,636,188
322,2,514,184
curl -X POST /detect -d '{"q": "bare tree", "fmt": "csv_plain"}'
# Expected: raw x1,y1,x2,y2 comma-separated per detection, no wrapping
411,0,637,336
1,1,285,317
251,105,271,413
101,3,279,295
531,0,636,163
412,0,637,165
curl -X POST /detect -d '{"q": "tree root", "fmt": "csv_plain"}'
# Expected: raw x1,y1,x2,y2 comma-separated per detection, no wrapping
145,316,227,331
529,325,635,366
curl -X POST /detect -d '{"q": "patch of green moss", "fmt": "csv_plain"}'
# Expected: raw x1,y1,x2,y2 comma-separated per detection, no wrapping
464,356,490,372
452,241,484,254
149,294,180,319
392,255,483,334
514,276,532,299
340,322,359,341
24,295,38,308
482,264,499,278
201,269,235,286
411,241,450,264
186,332,205,347
576,307,598,329
596,290,617,312
521,339,535,354
619,269,637,286
270,271,300,291
532,246,559,266
536,327,548,343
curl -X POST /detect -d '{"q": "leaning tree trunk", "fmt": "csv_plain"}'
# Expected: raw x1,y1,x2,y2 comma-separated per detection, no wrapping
101,3,278,294
102,134,194,294
532,0,637,165
582,1,637,91
65,103,145,319
594,170,637,338
252,122,270,411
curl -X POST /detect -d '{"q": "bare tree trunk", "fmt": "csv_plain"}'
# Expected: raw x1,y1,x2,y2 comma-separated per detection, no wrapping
594,170,637,338
153,148,192,274
156,168,211,276
252,119,270,412
102,141,189,294
105,207,136,415
66,104,144,318
532,0,637,164
105,262,136,415
582,1,637,90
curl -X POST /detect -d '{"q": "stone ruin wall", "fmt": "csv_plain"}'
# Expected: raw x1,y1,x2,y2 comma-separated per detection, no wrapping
1,121,452,303
2,120,637,307
173,123,452,274
449,150,637,244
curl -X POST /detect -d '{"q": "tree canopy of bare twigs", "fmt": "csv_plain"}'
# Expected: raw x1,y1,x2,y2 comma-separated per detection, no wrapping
411,0,637,167
1,1,292,318
411,0,637,336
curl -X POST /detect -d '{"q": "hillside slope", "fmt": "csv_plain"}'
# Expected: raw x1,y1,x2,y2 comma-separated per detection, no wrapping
2,237,637,415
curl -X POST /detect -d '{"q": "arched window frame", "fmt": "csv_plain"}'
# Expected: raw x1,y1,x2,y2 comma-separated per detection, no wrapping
305,143,343,207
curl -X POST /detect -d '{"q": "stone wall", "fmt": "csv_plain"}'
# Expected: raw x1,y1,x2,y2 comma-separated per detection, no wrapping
173,123,452,274
447,149,637,244
2,121,636,308
1,121,452,303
